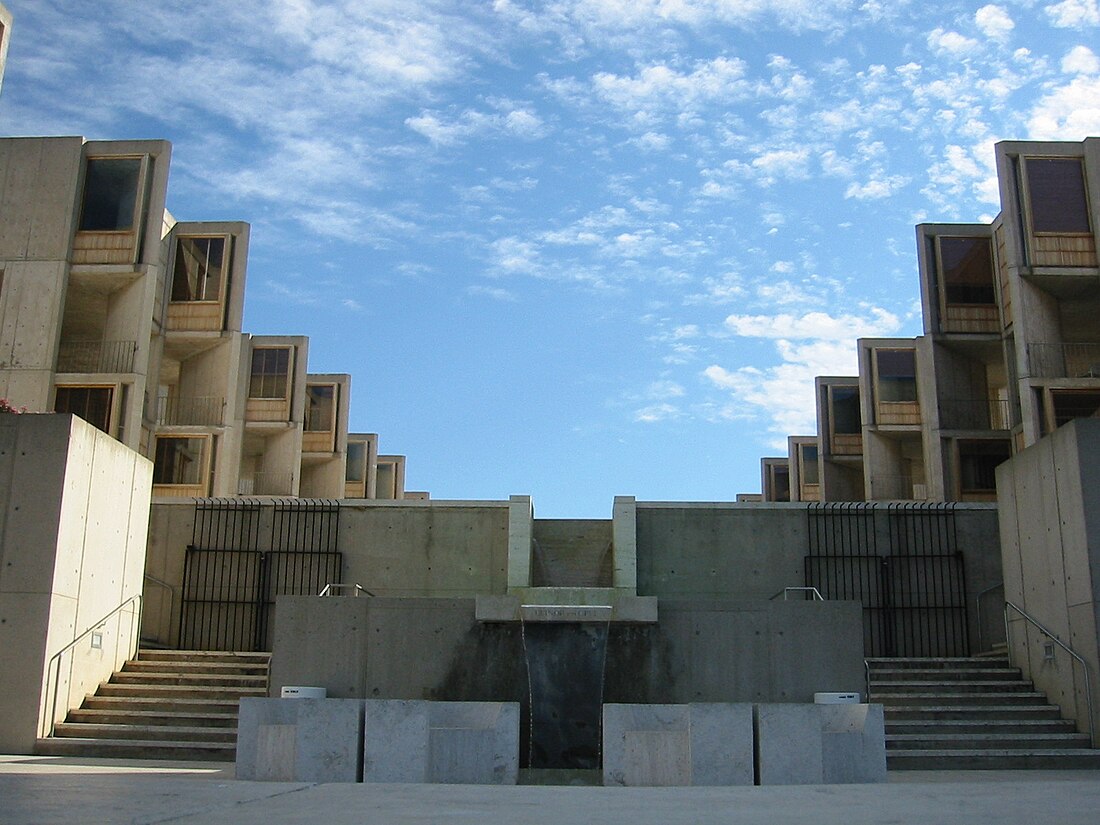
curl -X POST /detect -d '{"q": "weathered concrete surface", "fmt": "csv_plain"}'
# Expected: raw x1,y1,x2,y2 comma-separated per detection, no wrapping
602,703,754,786
998,418,1100,739
0,415,151,753
236,698,363,782
5,757,1100,825
362,700,519,784
755,703,887,785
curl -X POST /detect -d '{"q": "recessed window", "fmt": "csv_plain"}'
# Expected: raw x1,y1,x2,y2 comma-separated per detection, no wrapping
1025,157,1091,234
79,158,142,231
939,236,995,305
876,349,918,403
172,236,226,302
153,436,206,485
829,386,861,435
249,348,290,399
305,384,336,432
345,441,366,483
769,464,790,502
958,440,1011,493
1051,390,1100,429
800,443,819,485
54,386,113,433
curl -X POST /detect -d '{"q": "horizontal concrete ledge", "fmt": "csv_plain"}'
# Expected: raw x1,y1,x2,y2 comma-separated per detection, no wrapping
476,593,658,623
635,501,998,512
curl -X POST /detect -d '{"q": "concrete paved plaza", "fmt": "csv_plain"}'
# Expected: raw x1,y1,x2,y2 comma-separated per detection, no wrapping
3,755,1100,824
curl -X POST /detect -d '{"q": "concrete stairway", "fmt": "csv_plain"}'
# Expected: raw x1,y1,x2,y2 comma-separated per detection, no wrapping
869,654,1100,769
36,650,269,761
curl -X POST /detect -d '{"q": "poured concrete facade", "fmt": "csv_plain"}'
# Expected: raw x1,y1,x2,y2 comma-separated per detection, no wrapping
0,414,150,752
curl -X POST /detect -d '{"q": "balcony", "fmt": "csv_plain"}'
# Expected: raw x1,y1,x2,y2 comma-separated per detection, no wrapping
238,472,294,496
56,340,136,373
156,395,224,427
938,398,1012,431
1026,343,1100,379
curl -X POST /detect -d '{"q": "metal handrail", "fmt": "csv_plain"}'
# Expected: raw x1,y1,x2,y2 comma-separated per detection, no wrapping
142,574,177,645
769,586,824,601
975,582,1005,653
318,583,374,597
43,593,142,737
1004,600,1095,747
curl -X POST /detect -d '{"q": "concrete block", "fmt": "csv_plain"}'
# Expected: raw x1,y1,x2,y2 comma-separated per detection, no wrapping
602,703,754,786
236,698,364,782
755,703,886,785
363,700,519,785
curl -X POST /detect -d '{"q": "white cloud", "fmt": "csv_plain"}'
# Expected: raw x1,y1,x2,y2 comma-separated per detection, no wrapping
1062,45,1100,74
1027,75,1100,138
723,308,900,340
588,57,751,115
927,28,980,56
1045,0,1100,27
467,285,519,301
975,6,1014,41
844,174,908,200
406,105,547,145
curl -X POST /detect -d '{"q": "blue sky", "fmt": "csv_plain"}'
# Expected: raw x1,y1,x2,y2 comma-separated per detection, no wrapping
3,1,1099,516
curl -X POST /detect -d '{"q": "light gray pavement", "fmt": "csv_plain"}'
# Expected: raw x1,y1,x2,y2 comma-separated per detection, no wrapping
3,756,1100,825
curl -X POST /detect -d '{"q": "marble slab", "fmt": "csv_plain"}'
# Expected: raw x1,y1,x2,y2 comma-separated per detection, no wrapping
236,698,363,782
363,700,519,785
602,703,754,786
754,703,886,785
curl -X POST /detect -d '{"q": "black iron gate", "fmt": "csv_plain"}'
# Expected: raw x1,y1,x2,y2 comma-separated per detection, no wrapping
180,499,342,651
805,502,970,657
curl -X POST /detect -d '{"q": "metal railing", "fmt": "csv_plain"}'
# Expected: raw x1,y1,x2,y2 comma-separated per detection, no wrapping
56,340,137,373
1004,600,1095,747
769,586,824,601
318,583,374,597
938,397,1012,431
42,594,142,737
156,395,224,426
1026,343,1100,379
142,574,178,647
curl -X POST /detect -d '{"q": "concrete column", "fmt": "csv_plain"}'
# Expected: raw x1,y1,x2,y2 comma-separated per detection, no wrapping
506,495,533,592
612,496,637,593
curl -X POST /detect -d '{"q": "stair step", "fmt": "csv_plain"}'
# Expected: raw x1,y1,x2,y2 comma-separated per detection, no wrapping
887,732,1092,750
137,649,270,663
884,704,1063,720
95,683,266,700
124,660,269,676
110,671,266,687
870,667,1021,681
871,681,1035,693
53,722,238,743
34,737,236,762
887,748,1100,770
887,719,1077,734
81,695,243,714
66,708,239,727
867,657,1010,668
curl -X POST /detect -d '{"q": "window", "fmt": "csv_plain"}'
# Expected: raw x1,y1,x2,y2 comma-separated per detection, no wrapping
958,440,1011,493
153,436,206,485
800,444,819,485
249,347,290,399
1051,390,1100,429
305,384,336,432
345,441,366,483
876,349,917,403
79,157,142,231
939,236,995,305
829,386,861,435
769,464,790,502
54,386,113,433
172,236,226,302
1025,157,1091,234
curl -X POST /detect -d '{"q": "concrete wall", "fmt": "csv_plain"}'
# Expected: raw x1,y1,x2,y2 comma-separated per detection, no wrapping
997,418,1100,738
635,501,1004,651
269,596,865,711
0,414,151,752
142,499,512,645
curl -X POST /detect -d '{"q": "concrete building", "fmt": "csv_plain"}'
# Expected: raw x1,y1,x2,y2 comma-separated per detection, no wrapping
0,135,408,503
752,137,1100,508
